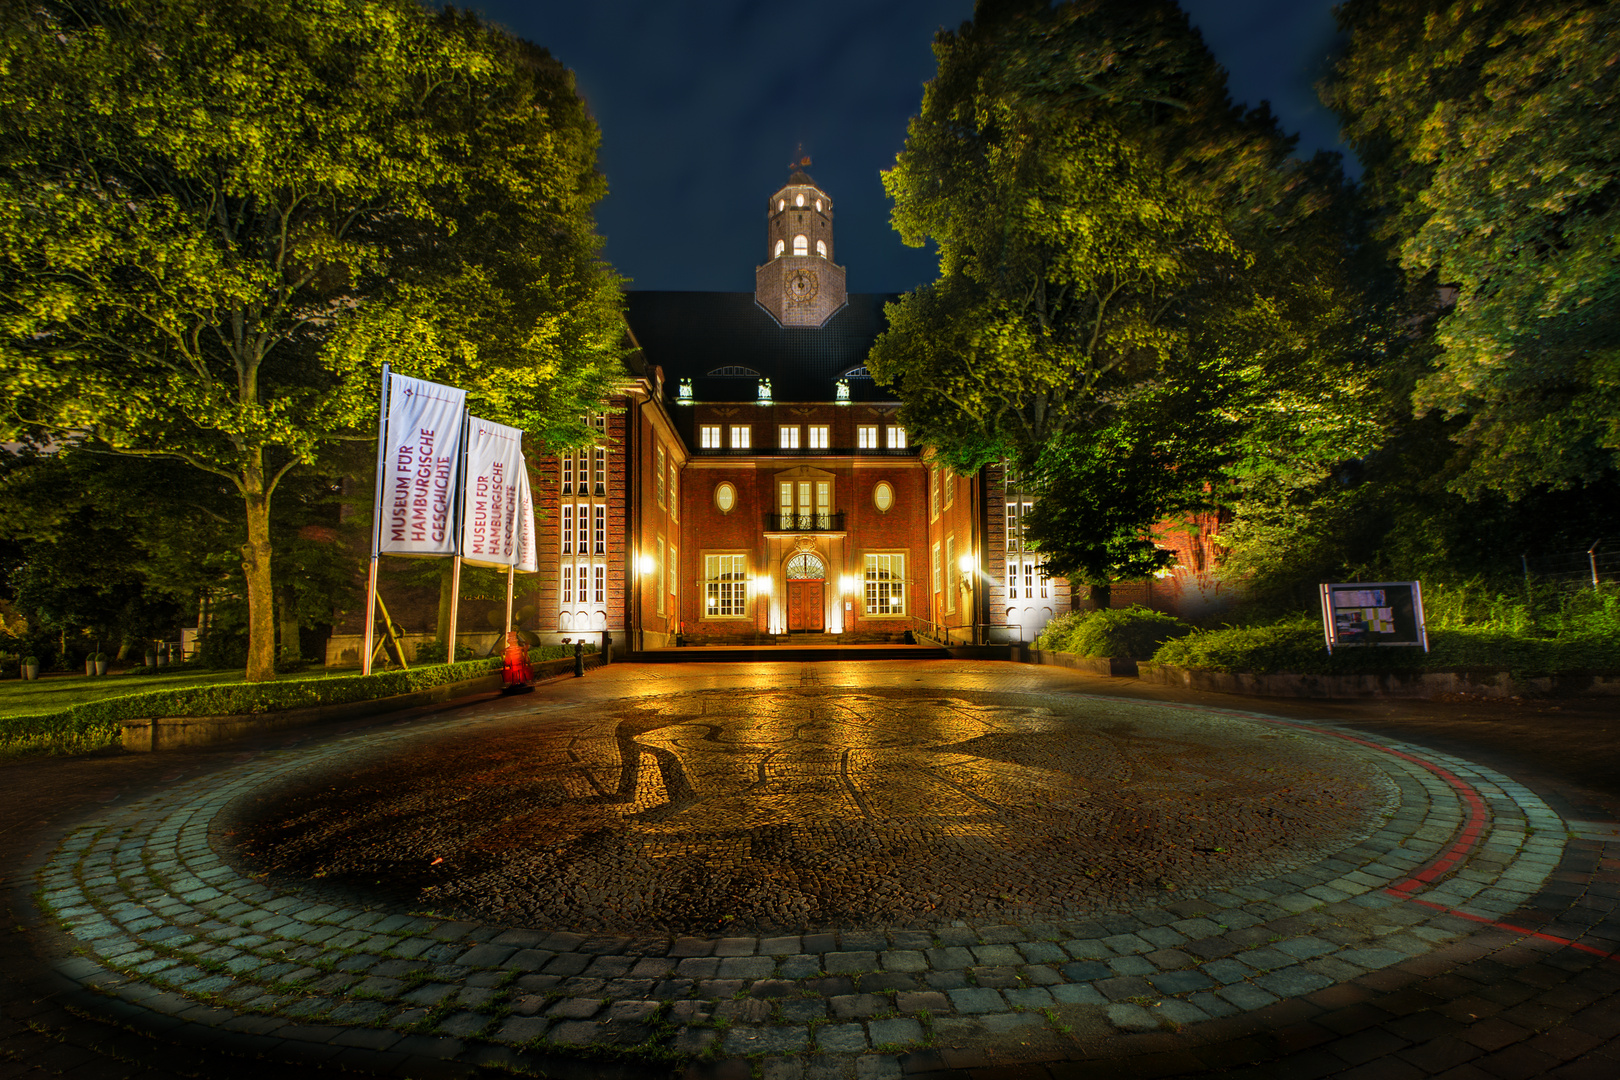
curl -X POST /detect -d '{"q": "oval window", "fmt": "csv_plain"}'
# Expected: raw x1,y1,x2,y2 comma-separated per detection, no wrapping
815,199,823,212
795,193,805,207
714,482,737,514
873,482,894,512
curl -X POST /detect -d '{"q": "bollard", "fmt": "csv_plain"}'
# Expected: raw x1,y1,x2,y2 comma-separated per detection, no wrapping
574,639,584,677
601,630,612,665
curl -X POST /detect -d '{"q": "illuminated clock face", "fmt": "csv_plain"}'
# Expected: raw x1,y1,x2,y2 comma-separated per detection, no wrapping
787,269,818,302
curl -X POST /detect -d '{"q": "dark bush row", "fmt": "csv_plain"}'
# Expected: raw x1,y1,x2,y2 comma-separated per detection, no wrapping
0,645,582,758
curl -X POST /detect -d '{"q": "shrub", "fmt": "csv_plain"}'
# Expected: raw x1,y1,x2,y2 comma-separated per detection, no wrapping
414,639,480,665
1036,606,1192,658
1151,615,1620,677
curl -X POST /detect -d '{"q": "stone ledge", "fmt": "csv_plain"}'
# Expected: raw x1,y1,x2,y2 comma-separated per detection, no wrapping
120,655,598,752
1138,661,1620,700
1027,649,1138,677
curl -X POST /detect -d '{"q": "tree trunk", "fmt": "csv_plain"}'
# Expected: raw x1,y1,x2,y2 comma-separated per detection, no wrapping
436,563,454,644
278,586,301,663
241,485,278,682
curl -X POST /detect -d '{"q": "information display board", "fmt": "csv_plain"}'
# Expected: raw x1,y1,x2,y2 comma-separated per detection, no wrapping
1319,581,1429,653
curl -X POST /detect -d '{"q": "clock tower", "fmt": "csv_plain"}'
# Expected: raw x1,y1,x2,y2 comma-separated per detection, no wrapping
754,160,848,328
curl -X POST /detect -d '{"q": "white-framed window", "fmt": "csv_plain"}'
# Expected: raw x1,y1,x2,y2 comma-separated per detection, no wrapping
562,564,573,604
730,425,751,449
705,554,748,617
656,536,666,617
594,564,605,604
873,481,894,512
561,504,573,555
816,240,827,258
668,462,678,520
945,535,956,614
669,544,677,616
594,504,605,555
774,239,785,258
779,425,800,449
793,234,808,256
808,425,829,449
1007,556,1050,601
593,445,606,495
864,553,905,616
930,467,940,520
561,452,573,495
944,466,955,509
655,444,666,509
932,542,942,599
1006,500,1033,553
714,482,736,514
701,425,722,449
776,478,832,530
857,425,878,449
886,426,907,449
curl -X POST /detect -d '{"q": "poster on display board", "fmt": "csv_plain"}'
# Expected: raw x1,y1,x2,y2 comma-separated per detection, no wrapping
1319,581,1429,653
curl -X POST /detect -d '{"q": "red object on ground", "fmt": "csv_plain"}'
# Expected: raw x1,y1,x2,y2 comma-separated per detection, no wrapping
501,633,532,689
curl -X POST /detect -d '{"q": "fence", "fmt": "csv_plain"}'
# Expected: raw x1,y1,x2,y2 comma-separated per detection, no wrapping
1522,539,1620,594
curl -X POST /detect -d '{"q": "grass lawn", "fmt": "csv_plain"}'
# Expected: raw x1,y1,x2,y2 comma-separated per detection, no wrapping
0,667,356,719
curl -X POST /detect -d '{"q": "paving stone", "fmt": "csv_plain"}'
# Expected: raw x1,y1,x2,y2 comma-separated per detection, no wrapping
815,1023,868,1052
868,1017,924,1046
723,1025,809,1054
548,997,604,1020
824,950,878,973
947,987,1006,1014
881,950,927,972
896,990,949,1013
717,956,775,979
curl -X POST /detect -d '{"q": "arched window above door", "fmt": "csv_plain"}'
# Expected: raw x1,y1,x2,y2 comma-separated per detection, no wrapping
785,552,825,580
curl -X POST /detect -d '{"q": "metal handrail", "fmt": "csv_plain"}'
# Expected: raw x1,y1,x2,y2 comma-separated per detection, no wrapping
763,512,846,533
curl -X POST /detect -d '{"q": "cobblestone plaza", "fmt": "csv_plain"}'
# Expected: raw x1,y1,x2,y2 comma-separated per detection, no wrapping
8,662,1620,1079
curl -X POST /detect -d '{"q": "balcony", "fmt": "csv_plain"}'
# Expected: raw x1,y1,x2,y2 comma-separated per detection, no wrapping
764,512,845,533
691,446,920,458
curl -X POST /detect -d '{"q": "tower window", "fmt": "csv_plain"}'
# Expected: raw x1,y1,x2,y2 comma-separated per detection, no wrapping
795,193,804,207
815,199,823,212
816,240,827,258
793,235,807,256
778,198,785,212
774,239,785,258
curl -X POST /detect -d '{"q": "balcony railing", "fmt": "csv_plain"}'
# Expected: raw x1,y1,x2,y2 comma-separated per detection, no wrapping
764,512,846,533
691,446,920,458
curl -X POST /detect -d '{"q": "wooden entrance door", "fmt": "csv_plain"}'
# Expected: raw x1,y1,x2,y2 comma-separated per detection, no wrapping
787,580,825,632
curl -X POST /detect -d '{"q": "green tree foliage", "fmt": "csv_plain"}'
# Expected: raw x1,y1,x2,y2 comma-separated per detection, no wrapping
870,0,1378,585
0,0,623,682
1325,0,1620,499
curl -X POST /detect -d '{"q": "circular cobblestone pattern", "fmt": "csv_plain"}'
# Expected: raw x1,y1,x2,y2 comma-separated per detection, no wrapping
233,690,1396,934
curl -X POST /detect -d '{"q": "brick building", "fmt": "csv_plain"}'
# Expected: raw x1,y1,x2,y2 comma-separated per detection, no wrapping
331,164,1222,665
524,165,1078,652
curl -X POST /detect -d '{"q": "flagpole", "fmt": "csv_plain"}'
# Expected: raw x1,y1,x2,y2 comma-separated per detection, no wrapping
445,412,469,664
447,557,462,661
362,363,390,677
505,564,516,638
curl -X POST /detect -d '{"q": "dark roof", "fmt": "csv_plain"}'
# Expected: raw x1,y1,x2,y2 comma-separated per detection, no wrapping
623,291,900,404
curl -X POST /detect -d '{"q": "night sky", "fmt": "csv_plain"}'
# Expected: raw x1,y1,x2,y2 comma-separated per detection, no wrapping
462,1,1352,294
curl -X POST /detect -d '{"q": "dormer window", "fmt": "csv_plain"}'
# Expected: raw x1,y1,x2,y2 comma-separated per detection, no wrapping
816,240,827,258
793,235,807,256
795,193,805,207
677,379,692,401
774,239,785,258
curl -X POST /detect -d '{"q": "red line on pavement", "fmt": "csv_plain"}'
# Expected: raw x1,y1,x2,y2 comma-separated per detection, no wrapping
1094,697,1619,964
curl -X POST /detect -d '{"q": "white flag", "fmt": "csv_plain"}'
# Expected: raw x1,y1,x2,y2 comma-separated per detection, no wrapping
514,463,538,574
378,373,467,557
460,417,525,568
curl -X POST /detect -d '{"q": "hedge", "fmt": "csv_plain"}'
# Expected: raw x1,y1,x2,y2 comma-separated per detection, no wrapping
0,645,582,759
1151,617,1620,678
1035,605,1193,659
